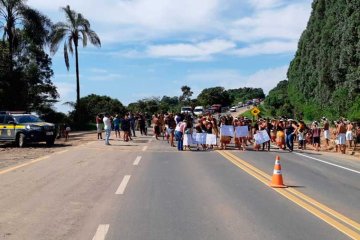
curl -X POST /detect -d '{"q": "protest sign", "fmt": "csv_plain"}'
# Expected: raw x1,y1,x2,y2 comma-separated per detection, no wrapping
220,125,234,137
206,134,217,145
235,126,249,137
254,130,270,145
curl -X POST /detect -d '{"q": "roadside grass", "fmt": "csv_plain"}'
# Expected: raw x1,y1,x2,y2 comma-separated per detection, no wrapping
237,104,271,119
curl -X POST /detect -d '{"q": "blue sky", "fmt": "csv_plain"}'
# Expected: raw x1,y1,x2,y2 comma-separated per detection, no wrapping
27,0,313,113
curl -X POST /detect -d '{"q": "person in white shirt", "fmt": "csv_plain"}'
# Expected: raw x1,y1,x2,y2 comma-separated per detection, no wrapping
103,113,112,145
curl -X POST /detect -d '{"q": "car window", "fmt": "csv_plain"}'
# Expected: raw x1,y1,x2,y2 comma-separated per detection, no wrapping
5,116,15,124
0,115,5,124
13,115,42,124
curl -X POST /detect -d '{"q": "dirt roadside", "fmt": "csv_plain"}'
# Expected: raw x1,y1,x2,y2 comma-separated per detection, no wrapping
0,131,96,170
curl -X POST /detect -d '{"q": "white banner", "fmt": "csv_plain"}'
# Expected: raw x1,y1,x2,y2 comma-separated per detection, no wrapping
254,130,271,145
183,134,193,145
220,125,234,137
235,126,249,137
195,133,207,145
206,134,217,145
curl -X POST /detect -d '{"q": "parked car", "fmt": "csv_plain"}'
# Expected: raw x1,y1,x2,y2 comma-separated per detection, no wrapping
180,106,193,114
193,106,204,116
237,102,244,108
230,106,237,112
0,112,56,147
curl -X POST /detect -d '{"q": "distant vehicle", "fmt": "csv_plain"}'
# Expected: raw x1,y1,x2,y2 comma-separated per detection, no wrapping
253,98,260,104
0,112,56,147
230,106,237,112
180,106,193,114
211,104,222,113
237,102,244,108
193,106,204,116
221,106,229,113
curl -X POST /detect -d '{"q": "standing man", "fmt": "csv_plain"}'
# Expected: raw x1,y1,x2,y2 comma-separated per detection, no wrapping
113,114,121,139
337,120,347,154
322,117,330,148
129,113,137,137
103,113,112,145
96,114,103,140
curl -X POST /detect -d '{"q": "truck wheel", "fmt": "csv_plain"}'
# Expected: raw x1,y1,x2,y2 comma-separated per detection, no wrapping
46,138,55,147
17,133,26,148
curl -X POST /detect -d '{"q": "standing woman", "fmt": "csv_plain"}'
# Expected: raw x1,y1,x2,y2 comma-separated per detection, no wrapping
276,119,286,150
312,121,321,151
96,114,103,140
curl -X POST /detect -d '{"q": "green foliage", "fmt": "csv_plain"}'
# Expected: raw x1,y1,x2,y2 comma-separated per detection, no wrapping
227,87,265,105
72,94,126,124
287,0,360,120
264,80,294,118
179,85,193,104
197,87,231,107
50,5,101,106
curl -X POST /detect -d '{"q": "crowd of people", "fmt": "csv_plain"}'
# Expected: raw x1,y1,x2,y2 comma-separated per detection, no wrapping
94,112,360,155
157,113,360,154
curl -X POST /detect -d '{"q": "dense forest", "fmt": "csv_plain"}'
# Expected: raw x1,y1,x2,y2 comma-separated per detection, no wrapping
287,0,360,121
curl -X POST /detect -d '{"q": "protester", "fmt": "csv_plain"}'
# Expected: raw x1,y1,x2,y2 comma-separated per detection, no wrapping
113,114,121,139
346,121,354,148
103,113,111,145
96,114,103,140
311,121,321,151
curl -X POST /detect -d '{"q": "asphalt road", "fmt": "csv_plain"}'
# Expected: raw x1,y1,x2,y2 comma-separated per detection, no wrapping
0,132,359,240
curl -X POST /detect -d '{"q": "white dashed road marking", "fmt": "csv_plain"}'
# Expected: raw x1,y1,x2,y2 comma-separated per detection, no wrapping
294,152,360,175
133,156,142,166
92,224,109,240
116,175,131,195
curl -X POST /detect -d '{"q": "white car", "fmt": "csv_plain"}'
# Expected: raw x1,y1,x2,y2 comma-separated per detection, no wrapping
230,106,237,112
181,106,193,114
193,106,204,116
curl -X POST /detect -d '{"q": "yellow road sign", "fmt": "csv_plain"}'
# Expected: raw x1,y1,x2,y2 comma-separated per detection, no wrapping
251,107,261,116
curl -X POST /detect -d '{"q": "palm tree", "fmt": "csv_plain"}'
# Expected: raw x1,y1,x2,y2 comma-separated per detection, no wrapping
50,5,101,109
0,0,51,69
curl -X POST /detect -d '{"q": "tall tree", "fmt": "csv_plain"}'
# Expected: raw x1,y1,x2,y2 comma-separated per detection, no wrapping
179,85,193,103
50,5,101,109
0,0,51,69
197,87,231,107
287,0,360,120
0,1,58,111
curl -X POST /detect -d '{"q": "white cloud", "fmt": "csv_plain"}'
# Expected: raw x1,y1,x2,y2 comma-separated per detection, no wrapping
229,2,311,42
28,0,222,42
233,40,298,56
87,73,124,82
185,66,288,94
147,39,236,60
247,0,286,9
56,82,75,99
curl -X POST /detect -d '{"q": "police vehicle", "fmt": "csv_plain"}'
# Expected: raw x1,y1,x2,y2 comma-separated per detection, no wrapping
0,112,56,147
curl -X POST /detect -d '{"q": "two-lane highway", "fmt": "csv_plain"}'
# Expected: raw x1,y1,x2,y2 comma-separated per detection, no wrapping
0,134,359,239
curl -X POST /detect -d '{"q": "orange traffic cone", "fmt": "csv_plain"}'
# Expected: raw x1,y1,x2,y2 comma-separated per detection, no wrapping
270,156,287,188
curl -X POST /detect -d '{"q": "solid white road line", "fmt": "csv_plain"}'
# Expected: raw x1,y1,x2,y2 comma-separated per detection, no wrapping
116,175,131,195
133,156,142,166
92,224,109,240
294,152,360,175
142,146,148,151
